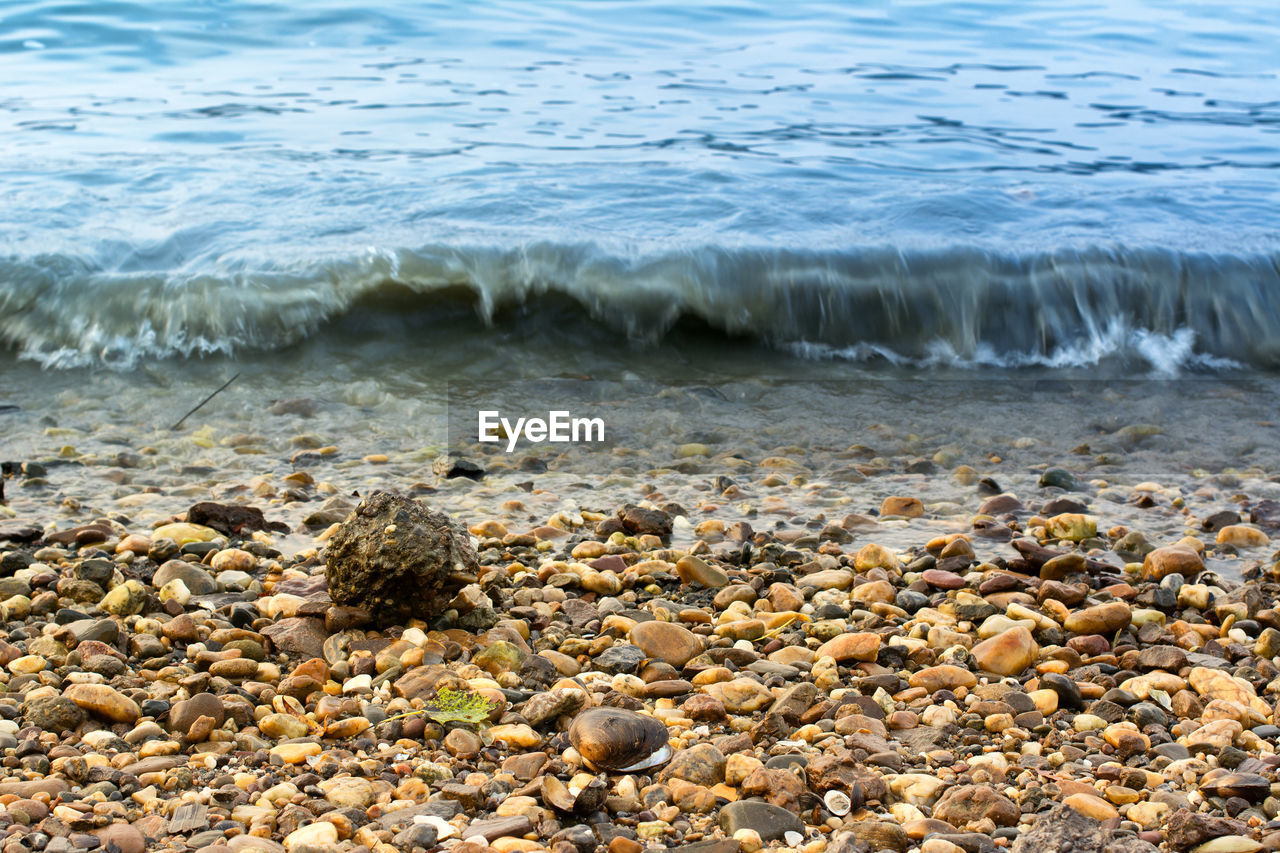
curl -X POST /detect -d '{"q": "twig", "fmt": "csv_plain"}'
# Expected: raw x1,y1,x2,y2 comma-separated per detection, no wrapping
170,373,241,430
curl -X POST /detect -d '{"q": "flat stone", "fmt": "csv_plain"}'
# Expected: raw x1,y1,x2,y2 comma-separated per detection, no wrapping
814,632,881,663
0,779,69,798
1011,803,1159,853
922,569,966,590
373,801,461,831
466,816,534,842
1064,602,1132,635
909,665,977,692
630,621,705,667
718,800,803,842
676,556,729,589
64,683,140,723
261,617,329,660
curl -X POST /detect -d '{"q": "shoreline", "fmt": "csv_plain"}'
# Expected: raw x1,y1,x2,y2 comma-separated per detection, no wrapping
0,406,1278,853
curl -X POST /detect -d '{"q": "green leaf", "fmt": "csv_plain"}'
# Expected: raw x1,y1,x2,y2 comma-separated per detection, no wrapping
422,687,497,727
379,686,498,729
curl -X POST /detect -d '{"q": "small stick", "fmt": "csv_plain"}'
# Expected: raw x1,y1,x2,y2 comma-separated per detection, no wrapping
170,372,241,430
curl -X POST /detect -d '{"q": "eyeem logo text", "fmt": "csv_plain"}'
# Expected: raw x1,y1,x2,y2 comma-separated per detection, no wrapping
478,410,605,452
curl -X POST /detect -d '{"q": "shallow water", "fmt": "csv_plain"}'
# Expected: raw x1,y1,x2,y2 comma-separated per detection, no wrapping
3,1,1279,564
2,0,1280,370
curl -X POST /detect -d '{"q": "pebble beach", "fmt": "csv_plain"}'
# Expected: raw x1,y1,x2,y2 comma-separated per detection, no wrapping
1,379,1280,853
4,0,1280,851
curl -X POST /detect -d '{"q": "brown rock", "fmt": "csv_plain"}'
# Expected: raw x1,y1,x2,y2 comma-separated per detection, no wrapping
1137,645,1186,671
814,632,881,663
630,621,705,668
1166,808,1250,852
393,665,467,700
325,491,478,624
970,626,1037,676
618,504,672,537
92,823,146,853
909,665,977,692
1142,545,1203,581
63,684,139,723
1064,602,1132,635
740,766,809,814
833,823,909,853
881,497,924,518
676,556,729,588
922,569,966,590
444,728,482,758
933,784,1020,829
662,743,726,787
261,617,329,660
682,694,727,721
187,501,287,536
808,749,886,802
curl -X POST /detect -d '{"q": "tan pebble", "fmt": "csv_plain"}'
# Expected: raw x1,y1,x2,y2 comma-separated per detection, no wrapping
854,543,899,571
137,740,180,758
570,541,608,559
676,555,729,588
970,626,1037,676
317,777,374,809
1191,839,1264,853
1104,785,1140,805
284,821,337,851
211,548,256,573
691,666,733,686
8,655,46,674
487,723,542,748
469,520,508,538
609,838,644,853
1028,688,1059,715
1044,513,1096,541
921,706,956,727
63,684,139,723
1063,792,1118,821
152,522,219,545
921,841,966,853
702,678,774,713
1216,525,1269,548
270,742,321,764
880,496,924,518
1127,801,1168,828
1142,544,1203,580
725,753,763,786
909,664,977,691
814,632,880,663
115,534,150,554
324,717,370,739
490,840,545,853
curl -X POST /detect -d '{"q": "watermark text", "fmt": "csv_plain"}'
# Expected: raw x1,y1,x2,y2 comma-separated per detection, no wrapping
478,410,605,452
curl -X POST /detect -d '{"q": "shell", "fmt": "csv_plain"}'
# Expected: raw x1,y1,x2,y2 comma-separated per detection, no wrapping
824,789,851,816
568,707,672,772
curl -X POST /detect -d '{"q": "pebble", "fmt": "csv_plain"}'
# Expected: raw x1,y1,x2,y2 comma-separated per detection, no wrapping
630,620,705,667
